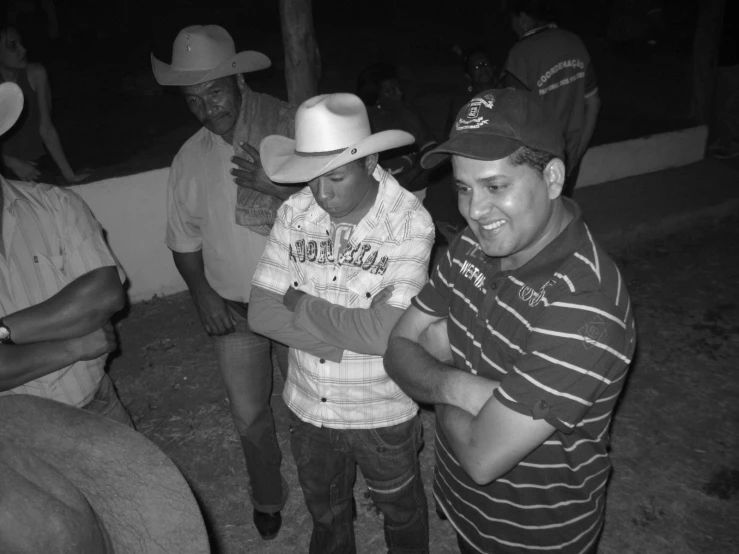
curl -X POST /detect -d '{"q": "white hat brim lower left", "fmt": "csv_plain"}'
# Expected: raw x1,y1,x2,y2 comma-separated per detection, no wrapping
0,82,24,137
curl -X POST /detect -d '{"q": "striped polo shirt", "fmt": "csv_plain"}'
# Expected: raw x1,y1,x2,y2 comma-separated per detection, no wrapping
253,166,435,429
412,201,635,553
0,179,125,407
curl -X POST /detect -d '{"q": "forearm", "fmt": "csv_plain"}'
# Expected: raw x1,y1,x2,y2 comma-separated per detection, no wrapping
3,267,124,344
293,295,403,356
249,286,344,362
172,250,210,295
39,125,75,179
0,340,80,391
384,336,483,407
436,403,491,483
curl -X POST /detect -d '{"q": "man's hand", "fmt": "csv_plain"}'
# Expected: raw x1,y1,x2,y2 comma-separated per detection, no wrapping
231,143,302,201
283,286,307,312
68,323,117,362
63,169,93,184
419,318,453,363
7,158,41,182
370,285,394,308
192,284,235,336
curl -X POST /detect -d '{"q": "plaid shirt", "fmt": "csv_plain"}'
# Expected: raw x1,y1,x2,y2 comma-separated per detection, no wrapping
252,167,434,429
0,179,125,407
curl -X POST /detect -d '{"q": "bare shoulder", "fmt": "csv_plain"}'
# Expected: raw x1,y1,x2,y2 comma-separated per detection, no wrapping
26,63,49,88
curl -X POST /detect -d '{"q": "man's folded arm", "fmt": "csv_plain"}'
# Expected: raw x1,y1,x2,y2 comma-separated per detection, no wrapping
384,304,495,411
0,341,81,392
248,286,344,363
293,295,403,356
437,398,555,486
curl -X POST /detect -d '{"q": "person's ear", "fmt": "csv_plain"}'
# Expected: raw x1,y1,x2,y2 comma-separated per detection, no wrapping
543,158,565,199
365,154,379,175
236,74,247,94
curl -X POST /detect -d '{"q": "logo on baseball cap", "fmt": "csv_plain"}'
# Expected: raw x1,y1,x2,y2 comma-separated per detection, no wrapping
421,88,565,168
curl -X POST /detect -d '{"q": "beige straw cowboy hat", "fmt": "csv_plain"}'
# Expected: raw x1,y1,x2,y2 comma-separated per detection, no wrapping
260,93,415,184
0,82,24,136
151,25,271,86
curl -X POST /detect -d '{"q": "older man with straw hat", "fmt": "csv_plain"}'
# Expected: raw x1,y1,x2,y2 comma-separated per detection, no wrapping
152,25,302,540
249,92,434,553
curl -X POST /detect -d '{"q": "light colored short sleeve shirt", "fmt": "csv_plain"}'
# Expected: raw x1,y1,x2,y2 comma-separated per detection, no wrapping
166,127,269,302
0,179,126,407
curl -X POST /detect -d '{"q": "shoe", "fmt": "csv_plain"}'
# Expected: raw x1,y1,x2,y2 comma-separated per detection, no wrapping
253,510,282,540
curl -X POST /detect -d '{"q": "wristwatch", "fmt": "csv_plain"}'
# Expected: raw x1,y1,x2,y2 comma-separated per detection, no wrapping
0,319,14,344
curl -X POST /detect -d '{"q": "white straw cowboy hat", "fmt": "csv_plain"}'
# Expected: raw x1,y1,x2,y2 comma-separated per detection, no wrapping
0,82,24,137
260,93,415,183
151,25,271,86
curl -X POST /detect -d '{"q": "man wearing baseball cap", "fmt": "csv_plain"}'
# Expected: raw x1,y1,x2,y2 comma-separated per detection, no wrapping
385,88,636,553
152,25,302,539
249,92,433,553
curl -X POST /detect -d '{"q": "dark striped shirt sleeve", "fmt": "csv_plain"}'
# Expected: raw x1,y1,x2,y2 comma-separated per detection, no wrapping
494,291,632,433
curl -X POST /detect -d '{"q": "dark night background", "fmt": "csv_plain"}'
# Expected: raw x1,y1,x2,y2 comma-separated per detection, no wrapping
6,0,706,178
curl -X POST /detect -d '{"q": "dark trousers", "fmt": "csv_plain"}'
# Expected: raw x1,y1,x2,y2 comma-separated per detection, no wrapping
289,411,429,554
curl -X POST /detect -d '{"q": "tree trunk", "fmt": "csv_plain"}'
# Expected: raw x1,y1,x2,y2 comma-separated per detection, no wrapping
691,0,725,124
279,0,321,105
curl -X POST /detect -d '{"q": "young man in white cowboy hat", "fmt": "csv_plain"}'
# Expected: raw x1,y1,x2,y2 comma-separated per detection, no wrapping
249,93,434,553
0,82,132,427
152,24,303,539
384,88,635,553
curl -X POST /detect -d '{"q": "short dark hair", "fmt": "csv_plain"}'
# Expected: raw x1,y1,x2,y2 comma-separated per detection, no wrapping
507,0,558,23
508,145,557,175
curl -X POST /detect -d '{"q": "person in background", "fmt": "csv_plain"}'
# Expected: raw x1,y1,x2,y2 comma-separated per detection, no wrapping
357,62,437,199
152,24,301,541
0,24,89,184
444,47,497,137
708,0,739,159
501,0,601,197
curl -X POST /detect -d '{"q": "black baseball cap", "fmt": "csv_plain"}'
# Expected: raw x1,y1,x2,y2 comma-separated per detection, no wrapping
421,88,565,168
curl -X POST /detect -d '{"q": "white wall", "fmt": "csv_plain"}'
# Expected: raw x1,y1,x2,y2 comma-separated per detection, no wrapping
73,169,188,302
73,126,707,303
576,126,707,188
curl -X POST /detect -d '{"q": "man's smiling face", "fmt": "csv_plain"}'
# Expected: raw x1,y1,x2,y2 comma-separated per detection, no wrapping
453,154,561,270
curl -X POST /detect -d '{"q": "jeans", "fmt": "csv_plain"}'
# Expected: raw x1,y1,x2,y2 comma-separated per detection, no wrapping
212,308,289,512
82,373,135,429
289,411,429,554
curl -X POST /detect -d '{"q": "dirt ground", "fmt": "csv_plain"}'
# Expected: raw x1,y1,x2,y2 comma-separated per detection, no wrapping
108,213,739,554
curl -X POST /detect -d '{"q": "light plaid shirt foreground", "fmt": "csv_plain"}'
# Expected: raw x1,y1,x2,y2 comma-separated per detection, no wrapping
0,179,125,407
252,167,434,429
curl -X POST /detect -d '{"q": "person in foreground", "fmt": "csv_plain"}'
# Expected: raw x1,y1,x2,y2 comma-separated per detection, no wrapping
0,81,132,428
152,24,301,540
384,88,636,554
249,93,434,553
